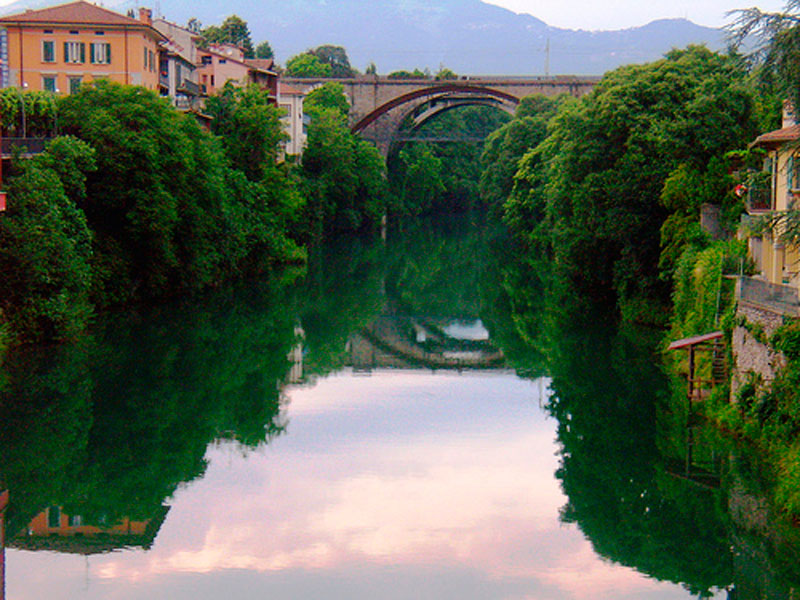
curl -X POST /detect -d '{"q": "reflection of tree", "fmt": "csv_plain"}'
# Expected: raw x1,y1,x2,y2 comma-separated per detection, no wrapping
548,309,733,596
297,236,387,378
484,243,734,595
0,274,297,538
384,215,489,319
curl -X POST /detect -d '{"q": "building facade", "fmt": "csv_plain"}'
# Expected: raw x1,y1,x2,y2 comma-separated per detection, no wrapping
747,105,800,287
278,81,307,159
152,17,201,109
0,1,166,94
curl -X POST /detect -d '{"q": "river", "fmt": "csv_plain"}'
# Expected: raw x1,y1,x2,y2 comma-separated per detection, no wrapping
1,215,798,599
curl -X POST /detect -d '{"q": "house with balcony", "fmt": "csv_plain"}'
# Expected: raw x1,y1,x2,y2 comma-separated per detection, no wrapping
196,43,277,101
746,105,800,289
0,1,166,94
153,17,201,110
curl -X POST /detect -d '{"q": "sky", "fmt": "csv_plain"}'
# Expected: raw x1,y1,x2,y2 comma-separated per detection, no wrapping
485,0,788,30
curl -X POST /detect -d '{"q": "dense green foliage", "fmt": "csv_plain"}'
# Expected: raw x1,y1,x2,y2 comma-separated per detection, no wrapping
285,46,355,78
56,81,303,308
286,53,332,78
200,15,255,58
501,47,758,319
0,137,95,343
301,84,387,236
480,94,566,219
389,104,510,215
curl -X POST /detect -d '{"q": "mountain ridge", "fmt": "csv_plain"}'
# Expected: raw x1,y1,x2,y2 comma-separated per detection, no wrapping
0,0,724,75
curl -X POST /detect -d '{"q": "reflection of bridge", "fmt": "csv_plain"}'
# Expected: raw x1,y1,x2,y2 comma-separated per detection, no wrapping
283,75,599,156
348,316,505,372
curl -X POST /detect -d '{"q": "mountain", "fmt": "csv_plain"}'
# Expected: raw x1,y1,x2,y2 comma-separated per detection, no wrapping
0,0,725,75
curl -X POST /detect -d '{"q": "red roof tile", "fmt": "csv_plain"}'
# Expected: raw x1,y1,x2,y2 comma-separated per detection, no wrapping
751,124,800,148
0,1,153,29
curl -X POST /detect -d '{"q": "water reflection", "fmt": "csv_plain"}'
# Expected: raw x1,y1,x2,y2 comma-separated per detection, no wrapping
1,217,799,598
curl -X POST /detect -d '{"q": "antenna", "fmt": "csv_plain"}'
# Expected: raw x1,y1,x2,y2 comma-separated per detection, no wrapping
545,38,550,77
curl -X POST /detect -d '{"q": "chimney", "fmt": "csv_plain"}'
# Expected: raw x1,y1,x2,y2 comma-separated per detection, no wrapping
783,100,796,128
139,7,152,26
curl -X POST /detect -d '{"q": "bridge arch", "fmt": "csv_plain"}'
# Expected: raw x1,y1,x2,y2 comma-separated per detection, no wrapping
351,83,520,135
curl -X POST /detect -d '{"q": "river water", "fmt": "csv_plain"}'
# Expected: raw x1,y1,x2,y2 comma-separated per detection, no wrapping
1,216,798,599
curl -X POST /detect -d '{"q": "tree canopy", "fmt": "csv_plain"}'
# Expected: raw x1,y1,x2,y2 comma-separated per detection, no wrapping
201,15,254,58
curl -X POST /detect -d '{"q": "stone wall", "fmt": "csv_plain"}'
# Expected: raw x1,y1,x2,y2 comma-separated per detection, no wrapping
731,301,787,398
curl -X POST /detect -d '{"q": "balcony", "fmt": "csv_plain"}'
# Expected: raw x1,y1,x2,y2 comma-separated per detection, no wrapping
738,276,800,316
177,79,200,97
1,137,51,158
746,186,772,214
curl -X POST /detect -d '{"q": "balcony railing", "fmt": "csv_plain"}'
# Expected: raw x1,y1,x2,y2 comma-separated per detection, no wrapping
1,137,51,157
746,186,771,213
738,276,800,316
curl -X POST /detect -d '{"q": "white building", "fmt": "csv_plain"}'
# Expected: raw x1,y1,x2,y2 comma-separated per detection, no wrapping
278,82,307,160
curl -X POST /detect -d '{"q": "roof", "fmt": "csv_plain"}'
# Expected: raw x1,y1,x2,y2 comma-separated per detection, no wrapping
244,58,277,76
279,82,304,97
0,1,165,39
246,58,275,71
667,331,724,351
751,124,800,149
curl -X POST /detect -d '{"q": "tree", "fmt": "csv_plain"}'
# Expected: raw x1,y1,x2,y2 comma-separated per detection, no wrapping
201,15,254,58
435,67,458,80
302,105,386,235
204,82,286,180
728,1,800,110
304,82,350,118
505,46,758,317
0,136,96,342
285,53,332,78
255,40,274,60
365,62,377,75
309,45,355,78
57,80,302,307
480,94,565,214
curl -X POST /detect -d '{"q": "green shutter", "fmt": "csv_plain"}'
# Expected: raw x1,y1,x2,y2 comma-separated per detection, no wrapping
106,43,111,64
789,156,795,192
80,43,85,63
89,43,95,64
63,41,68,62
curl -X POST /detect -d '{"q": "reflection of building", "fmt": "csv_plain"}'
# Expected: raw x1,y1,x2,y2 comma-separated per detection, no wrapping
11,505,168,555
0,2,166,93
1,490,8,600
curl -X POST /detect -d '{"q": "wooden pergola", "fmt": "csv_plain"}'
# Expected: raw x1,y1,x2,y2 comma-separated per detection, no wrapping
668,331,726,402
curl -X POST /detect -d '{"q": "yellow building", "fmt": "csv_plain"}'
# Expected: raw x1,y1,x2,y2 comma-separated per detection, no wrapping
0,1,166,94
748,109,800,287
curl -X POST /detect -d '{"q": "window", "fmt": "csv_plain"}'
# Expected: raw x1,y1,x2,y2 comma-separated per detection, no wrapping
144,47,148,69
90,42,111,64
201,55,212,65
94,30,104,35
149,50,155,72
42,76,56,92
64,41,85,63
218,58,227,64
42,40,55,62
69,30,79,35
68,514,83,527
44,29,53,34
47,507,61,528
69,77,81,94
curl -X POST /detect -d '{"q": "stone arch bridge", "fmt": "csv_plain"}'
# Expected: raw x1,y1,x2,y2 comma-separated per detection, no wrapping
282,75,600,157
